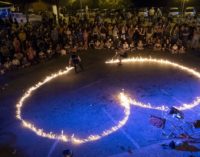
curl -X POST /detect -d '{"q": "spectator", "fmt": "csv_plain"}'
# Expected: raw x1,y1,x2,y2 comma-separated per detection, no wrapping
163,38,171,52
0,8,200,74
129,40,136,52
171,43,179,54
137,40,144,50
149,7,155,21
153,39,162,51
83,29,89,50
191,27,200,49
179,45,186,54
26,46,36,64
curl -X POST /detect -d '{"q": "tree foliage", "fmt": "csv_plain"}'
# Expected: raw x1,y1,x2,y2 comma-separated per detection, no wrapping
60,0,131,9
10,0,38,5
98,0,124,9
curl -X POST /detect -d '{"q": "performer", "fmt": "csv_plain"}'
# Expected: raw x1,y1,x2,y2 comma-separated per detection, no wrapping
69,46,84,73
113,41,130,65
113,47,128,65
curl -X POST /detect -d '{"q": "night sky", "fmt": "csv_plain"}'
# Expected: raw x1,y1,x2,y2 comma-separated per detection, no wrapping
133,0,200,7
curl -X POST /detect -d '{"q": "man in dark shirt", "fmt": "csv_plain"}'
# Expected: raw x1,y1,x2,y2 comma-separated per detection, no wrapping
69,47,83,73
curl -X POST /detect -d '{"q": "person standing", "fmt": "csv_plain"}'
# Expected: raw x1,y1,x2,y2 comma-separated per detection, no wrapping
69,47,84,73
83,29,89,50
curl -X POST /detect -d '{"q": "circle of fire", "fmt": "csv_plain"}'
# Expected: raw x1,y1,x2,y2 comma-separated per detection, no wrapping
16,57,200,144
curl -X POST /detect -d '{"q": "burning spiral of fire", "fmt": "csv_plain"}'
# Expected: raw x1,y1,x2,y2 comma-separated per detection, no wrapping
16,57,200,144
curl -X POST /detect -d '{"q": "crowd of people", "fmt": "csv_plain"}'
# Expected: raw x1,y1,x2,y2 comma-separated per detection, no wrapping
0,8,200,74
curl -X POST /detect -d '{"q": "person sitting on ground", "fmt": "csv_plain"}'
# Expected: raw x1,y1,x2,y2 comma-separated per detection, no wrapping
89,39,95,48
21,57,31,68
171,43,179,54
4,58,12,70
56,43,61,54
137,40,144,50
26,46,36,64
99,40,105,49
105,38,113,49
60,47,67,56
153,39,162,51
12,57,20,68
64,43,71,53
122,41,130,52
146,37,154,49
94,39,101,49
14,52,23,62
38,50,46,60
179,45,186,54
163,38,171,52
47,45,54,58
77,41,84,50
69,47,84,73
0,63,5,75
129,40,135,52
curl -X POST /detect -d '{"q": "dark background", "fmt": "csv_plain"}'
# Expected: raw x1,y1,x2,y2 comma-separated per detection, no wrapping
133,0,200,7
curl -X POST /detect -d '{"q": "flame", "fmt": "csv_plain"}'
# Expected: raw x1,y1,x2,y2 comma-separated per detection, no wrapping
106,57,200,111
16,66,131,144
16,57,200,144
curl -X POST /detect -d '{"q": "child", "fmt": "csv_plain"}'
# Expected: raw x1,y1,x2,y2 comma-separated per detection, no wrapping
163,39,171,52
99,40,105,49
171,43,179,54
60,47,67,56
4,58,12,70
153,39,162,51
12,57,20,68
21,57,31,68
179,45,186,54
47,45,54,58
146,38,154,49
89,39,95,49
137,40,144,50
38,50,47,59
123,41,130,52
94,39,101,49
129,40,135,52
105,38,113,49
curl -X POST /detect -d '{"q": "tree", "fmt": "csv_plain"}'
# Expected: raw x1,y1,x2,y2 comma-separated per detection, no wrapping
98,0,126,9
42,0,60,23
